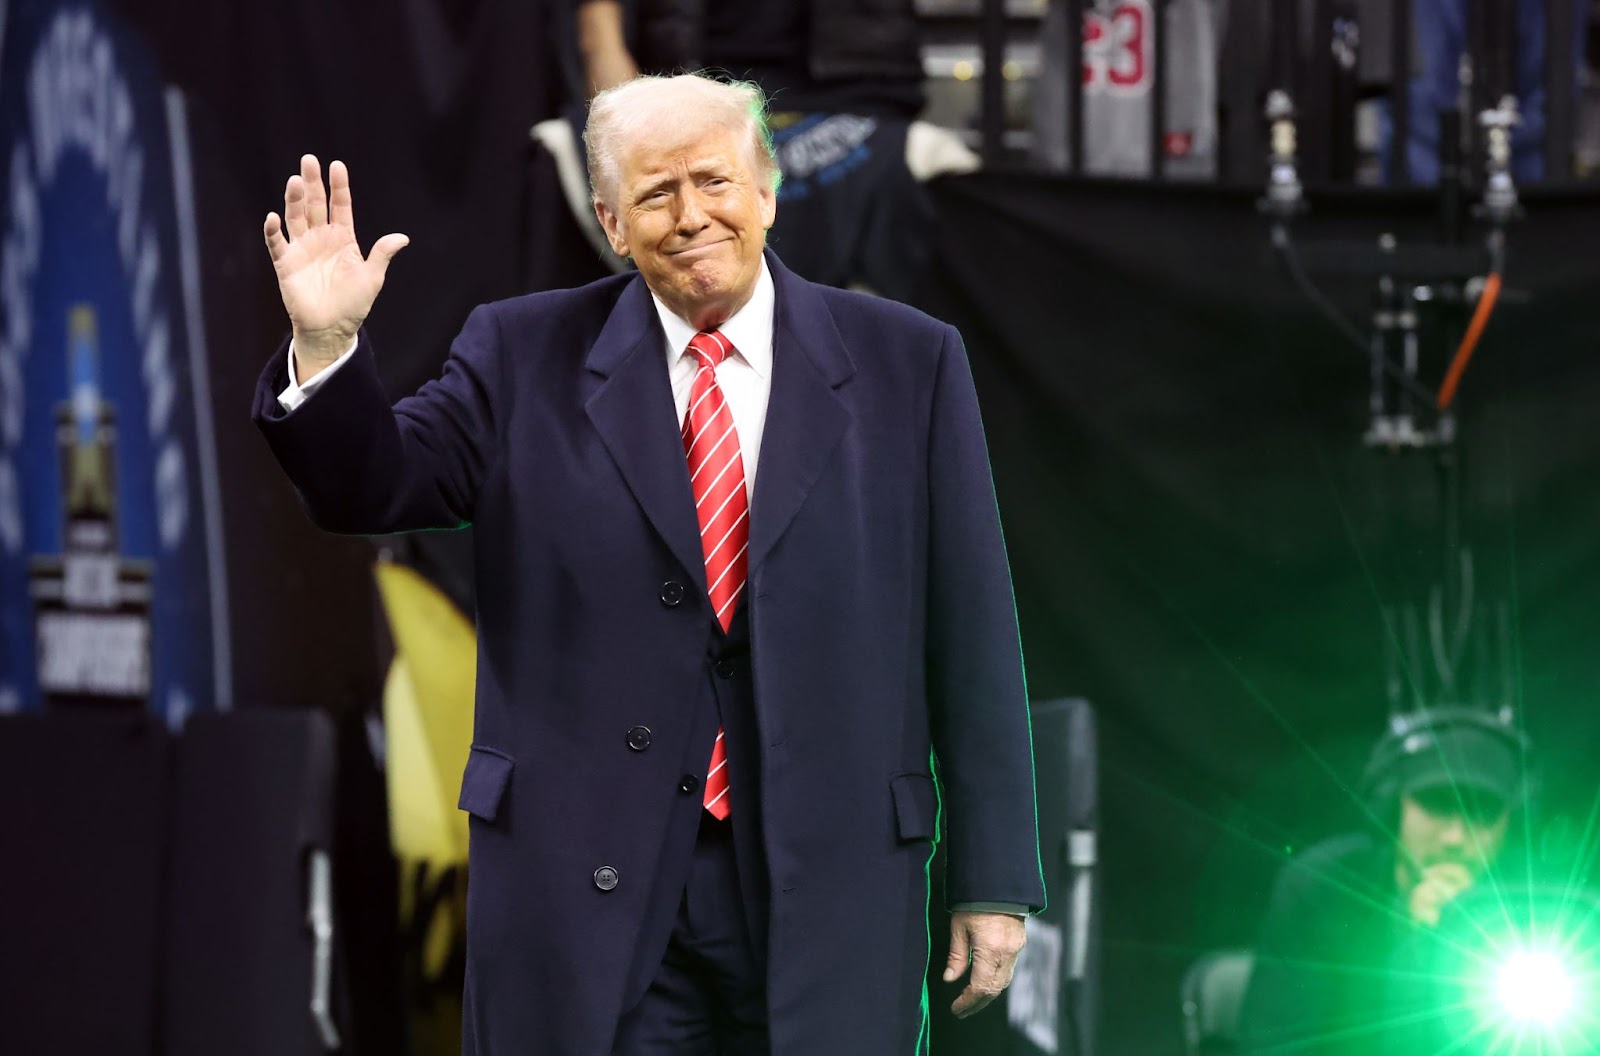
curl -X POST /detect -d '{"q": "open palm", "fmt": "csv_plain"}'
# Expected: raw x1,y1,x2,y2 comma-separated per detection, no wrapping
263,154,408,364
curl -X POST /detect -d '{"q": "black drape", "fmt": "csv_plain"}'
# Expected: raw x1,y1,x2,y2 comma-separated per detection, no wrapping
914,172,1600,1052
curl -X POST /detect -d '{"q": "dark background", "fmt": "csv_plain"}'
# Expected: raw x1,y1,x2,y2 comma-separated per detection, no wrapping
66,0,1600,1051
918,173,1600,1050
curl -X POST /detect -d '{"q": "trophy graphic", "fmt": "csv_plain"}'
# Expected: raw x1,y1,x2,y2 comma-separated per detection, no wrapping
28,304,152,705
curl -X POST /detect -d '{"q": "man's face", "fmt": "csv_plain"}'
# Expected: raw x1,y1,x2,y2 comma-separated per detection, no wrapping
595,123,776,331
1398,786,1511,882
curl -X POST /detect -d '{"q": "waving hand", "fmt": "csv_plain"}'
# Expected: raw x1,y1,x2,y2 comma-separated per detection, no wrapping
263,154,409,379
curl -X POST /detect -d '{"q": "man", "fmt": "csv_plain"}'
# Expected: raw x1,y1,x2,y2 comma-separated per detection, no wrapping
255,73,1045,1055
1236,709,1529,1056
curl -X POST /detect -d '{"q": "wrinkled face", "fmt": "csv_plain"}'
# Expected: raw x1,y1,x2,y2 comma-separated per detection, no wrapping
595,123,776,331
1398,787,1510,881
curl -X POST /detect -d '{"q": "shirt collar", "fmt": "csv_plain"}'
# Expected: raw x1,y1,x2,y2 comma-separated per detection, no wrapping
651,257,774,378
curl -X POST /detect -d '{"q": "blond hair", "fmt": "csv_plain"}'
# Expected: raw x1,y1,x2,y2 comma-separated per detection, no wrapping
584,73,782,208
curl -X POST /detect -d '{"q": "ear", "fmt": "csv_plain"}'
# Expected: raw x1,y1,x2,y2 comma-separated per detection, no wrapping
758,183,777,231
594,199,631,258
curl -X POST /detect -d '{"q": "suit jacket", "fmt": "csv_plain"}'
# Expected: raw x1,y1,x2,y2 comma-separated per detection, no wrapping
253,250,1045,1055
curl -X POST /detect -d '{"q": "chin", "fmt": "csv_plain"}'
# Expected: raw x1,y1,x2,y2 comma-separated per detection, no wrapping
682,262,739,297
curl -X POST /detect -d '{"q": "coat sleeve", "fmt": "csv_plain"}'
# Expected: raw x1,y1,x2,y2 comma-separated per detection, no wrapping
1236,861,1337,1055
925,324,1047,912
251,304,506,535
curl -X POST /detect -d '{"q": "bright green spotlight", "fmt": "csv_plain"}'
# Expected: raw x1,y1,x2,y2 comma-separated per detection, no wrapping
1492,949,1576,1027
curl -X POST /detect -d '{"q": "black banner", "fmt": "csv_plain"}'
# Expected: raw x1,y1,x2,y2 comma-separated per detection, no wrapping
915,172,1600,1051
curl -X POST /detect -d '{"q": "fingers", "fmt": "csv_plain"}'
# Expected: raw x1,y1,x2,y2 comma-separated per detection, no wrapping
370,232,411,260
943,919,971,984
301,154,328,228
1410,890,1443,928
1410,872,1473,927
367,233,411,283
328,159,355,232
263,213,289,262
284,175,307,240
948,915,1026,1020
951,945,1015,1018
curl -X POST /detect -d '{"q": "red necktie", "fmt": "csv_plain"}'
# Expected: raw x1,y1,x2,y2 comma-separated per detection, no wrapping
682,330,748,820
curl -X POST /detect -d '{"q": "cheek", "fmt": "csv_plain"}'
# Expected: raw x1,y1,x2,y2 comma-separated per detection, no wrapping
1399,811,1432,852
625,210,666,240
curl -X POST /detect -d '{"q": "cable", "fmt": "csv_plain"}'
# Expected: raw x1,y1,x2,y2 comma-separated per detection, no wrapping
1436,272,1502,411
1271,224,1441,409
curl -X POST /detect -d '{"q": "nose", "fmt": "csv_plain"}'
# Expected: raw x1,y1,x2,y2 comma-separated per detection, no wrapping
1438,816,1469,846
675,187,710,237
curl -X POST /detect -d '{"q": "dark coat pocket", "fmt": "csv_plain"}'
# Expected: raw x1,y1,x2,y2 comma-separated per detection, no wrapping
458,745,515,822
890,772,938,843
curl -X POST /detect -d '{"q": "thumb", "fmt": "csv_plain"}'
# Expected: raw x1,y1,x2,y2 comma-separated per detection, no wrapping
944,920,970,983
367,233,411,279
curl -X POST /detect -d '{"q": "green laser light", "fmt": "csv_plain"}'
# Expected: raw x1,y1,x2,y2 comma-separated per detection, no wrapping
1492,949,1575,1027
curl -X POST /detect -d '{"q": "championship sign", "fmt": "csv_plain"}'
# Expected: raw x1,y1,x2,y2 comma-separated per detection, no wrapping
0,2,229,722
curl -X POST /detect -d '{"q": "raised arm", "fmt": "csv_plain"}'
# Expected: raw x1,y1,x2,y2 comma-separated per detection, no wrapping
254,155,503,536
263,154,409,381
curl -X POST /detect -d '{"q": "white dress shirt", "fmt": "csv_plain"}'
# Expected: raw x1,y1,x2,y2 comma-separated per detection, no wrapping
653,259,773,501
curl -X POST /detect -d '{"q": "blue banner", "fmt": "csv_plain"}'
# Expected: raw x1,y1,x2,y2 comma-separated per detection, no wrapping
0,1,228,723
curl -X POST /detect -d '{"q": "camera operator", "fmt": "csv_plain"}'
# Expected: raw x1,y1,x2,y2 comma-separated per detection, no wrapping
1237,709,1530,1056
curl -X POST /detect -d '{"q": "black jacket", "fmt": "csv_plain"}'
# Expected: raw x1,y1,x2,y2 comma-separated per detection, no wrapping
633,0,922,87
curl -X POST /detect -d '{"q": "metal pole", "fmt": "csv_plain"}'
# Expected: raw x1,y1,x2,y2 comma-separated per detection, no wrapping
1329,0,1361,180
1068,0,1084,175
1150,0,1169,179
1493,0,1518,104
1439,108,1465,244
1273,0,1300,98
1389,0,1412,183
1306,0,1336,182
981,0,1007,164
1545,0,1576,181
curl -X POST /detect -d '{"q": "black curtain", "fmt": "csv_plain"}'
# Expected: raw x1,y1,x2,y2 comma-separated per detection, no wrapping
84,3,1600,1050
96,3,563,1052
913,172,1600,1052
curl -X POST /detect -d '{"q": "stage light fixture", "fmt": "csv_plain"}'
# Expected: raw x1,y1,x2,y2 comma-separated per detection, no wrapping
1491,948,1576,1028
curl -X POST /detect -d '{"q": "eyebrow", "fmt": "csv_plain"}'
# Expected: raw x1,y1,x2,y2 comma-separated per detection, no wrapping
634,176,674,202
632,160,733,202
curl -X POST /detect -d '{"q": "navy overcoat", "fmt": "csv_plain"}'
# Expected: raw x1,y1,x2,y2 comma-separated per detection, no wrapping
253,251,1045,1055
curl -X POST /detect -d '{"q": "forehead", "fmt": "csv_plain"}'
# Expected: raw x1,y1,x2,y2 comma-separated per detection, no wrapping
617,123,752,182
1407,785,1508,823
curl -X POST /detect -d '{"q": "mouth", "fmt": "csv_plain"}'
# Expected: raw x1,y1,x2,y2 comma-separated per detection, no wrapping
668,240,731,259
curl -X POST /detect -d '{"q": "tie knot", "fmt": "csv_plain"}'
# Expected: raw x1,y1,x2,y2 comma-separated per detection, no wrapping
687,330,734,370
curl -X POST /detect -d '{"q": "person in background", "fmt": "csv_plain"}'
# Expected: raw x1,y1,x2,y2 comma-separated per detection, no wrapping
574,0,924,118
1386,0,1587,183
564,0,962,302
1236,709,1529,1056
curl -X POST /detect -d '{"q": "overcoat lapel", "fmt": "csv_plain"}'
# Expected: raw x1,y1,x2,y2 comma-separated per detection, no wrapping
583,276,707,587
749,252,855,575
583,254,858,588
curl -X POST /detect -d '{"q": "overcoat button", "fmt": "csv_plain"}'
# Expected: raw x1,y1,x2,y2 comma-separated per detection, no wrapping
594,866,619,891
626,726,652,751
